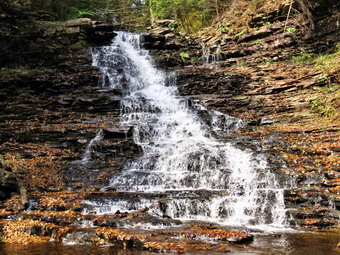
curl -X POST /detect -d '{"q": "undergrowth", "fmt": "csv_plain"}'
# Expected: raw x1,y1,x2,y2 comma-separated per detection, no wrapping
292,43,340,74
210,0,284,35
204,0,315,41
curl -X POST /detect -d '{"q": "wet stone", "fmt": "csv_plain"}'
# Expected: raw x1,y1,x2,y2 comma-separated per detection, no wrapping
63,229,98,244
103,127,133,139
92,212,182,228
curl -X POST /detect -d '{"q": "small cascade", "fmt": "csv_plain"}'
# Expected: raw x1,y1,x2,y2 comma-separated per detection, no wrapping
191,100,245,135
81,130,104,163
87,32,293,229
201,43,222,69
66,130,104,188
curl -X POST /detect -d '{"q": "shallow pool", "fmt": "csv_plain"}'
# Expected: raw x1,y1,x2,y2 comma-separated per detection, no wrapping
0,232,339,255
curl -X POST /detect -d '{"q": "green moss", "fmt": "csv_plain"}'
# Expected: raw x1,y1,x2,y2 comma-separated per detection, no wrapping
310,99,336,118
71,40,87,49
314,48,340,74
255,39,265,45
292,45,340,74
258,61,273,66
291,53,315,64
70,31,88,49
233,29,247,38
285,26,296,34
67,8,97,20
179,52,190,61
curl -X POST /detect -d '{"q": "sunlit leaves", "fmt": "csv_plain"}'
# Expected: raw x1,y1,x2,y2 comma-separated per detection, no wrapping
2,220,56,244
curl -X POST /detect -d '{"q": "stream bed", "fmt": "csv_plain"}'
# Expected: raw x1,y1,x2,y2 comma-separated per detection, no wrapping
0,232,339,255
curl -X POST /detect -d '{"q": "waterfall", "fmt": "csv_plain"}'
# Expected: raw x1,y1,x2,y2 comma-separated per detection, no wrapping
88,32,291,229
81,130,104,163
201,43,221,69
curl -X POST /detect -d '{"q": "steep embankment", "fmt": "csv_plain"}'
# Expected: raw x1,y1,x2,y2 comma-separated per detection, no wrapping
0,2,138,211
144,0,339,230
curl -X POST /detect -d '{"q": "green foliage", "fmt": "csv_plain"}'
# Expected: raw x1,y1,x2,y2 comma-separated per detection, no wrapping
216,21,233,33
18,0,230,33
179,52,190,61
258,61,273,66
69,9,97,19
291,52,314,64
312,2,321,8
323,84,335,94
191,56,200,62
317,74,330,86
28,0,150,29
310,99,320,108
233,29,246,38
148,0,230,33
30,0,104,20
314,48,340,74
292,45,340,74
310,99,336,118
286,26,296,33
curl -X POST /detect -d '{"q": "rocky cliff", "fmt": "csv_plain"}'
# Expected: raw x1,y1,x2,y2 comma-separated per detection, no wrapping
0,3,137,203
143,0,340,230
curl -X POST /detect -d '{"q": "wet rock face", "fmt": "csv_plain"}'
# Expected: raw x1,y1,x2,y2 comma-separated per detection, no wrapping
64,18,118,45
0,4,136,194
144,4,340,230
143,20,180,50
92,211,182,228
176,67,251,95
0,156,18,200
0,9,116,68
0,73,141,191
141,20,202,68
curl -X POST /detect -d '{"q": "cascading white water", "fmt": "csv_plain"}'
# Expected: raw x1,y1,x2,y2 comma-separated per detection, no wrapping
88,32,291,229
81,130,104,163
201,43,221,69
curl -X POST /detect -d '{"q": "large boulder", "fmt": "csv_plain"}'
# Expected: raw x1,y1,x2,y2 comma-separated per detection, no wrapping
143,20,182,50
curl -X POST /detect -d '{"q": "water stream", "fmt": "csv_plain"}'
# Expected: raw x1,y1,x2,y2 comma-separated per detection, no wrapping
2,232,339,255
81,130,104,163
201,43,222,69
87,32,293,229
